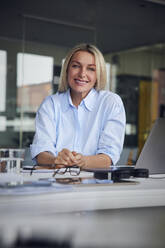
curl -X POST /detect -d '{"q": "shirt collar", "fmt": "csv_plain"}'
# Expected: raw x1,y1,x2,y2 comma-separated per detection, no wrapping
61,89,72,112
82,88,98,111
62,88,98,112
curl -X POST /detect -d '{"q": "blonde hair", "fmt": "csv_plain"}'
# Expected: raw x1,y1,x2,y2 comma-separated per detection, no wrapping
58,43,107,92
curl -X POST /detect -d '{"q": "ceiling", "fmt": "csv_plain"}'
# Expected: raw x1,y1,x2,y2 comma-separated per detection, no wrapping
1,0,165,54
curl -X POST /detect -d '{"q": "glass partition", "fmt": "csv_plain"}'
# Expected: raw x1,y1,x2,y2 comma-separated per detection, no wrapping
105,44,165,163
0,50,7,134
0,16,69,149
16,53,54,147
0,14,165,165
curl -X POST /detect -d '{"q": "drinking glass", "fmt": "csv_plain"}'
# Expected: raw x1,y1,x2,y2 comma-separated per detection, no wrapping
0,149,25,173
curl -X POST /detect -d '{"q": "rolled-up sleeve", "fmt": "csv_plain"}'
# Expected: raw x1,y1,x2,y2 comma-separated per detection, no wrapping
97,95,126,165
30,96,57,163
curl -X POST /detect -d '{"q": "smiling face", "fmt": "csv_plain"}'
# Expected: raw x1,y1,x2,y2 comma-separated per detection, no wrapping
67,50,97,99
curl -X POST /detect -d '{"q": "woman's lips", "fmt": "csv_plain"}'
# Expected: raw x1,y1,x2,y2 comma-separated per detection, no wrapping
74,79,88,85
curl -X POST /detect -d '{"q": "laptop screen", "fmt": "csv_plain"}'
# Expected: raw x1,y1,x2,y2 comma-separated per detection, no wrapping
136,118,165,174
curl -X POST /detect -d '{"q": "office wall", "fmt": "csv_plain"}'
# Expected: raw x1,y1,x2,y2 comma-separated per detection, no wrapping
105,46,165,77
0,38,69,65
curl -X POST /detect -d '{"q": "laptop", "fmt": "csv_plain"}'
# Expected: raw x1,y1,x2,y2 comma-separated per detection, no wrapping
84,118,165,176
136,118,165,174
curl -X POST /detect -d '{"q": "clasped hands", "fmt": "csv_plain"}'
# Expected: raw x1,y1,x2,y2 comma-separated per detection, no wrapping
54,148,86,168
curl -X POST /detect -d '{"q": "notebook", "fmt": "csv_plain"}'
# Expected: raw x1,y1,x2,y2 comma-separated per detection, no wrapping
136,118,165,174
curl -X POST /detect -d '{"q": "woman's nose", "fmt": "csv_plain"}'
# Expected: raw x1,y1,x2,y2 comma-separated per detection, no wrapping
79,67,86,78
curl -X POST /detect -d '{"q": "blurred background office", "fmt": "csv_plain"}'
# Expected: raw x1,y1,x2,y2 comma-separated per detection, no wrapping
0,0,165,164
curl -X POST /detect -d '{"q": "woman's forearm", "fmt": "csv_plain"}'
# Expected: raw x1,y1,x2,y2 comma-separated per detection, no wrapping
36,151,112,169
36,152,56,165
82,154,112,169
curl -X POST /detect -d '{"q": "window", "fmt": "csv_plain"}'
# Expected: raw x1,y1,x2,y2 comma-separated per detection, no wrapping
17,53,54,112
0,50,7,112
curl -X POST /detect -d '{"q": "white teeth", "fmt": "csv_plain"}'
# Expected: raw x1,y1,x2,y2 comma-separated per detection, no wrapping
75,79,88,84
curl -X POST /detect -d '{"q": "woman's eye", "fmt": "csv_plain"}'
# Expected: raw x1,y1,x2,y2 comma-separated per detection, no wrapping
88,67,95,71
72,64,79,68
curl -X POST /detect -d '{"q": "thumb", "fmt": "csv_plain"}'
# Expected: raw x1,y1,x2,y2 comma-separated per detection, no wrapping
72,151,77,156
75,153,82,160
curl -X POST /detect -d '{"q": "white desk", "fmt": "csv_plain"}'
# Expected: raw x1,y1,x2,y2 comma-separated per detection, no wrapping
0,172,165,247
0,172,165,215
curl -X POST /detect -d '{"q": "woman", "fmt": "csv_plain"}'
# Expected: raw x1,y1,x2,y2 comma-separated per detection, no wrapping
30,44,126,169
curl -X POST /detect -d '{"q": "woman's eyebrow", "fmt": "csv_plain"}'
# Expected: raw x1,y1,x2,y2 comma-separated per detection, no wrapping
88,64,96,67
71,60,80,64
71,60,96,66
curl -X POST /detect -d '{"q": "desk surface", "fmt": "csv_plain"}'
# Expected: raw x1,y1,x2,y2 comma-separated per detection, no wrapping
0,171,165,216
0,171,165,248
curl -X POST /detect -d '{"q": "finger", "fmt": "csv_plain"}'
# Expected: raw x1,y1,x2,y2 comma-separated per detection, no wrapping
61,153,71,162
56,155,77,167
72,151,77,156
55,156,68,166
58,150,72,163
75,161,83,168
74,154,86,168
60,149,75,162
74,153,82,160
64,151,76,163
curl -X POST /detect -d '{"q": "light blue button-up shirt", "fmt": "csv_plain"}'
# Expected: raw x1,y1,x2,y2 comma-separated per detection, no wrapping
30,88,126,165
